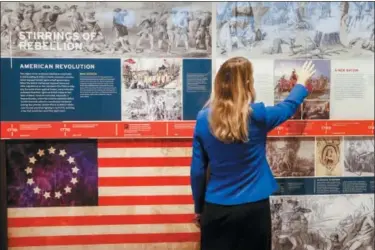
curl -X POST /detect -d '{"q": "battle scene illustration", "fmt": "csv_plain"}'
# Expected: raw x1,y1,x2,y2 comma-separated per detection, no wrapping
122,89,182,121
274,59,331,100
315,137,342,177
343,137,374,177
0,2,212,58
302,101,330,120
270,194,374,250
266,137,315,177
216,2,374,59
122,58,181,89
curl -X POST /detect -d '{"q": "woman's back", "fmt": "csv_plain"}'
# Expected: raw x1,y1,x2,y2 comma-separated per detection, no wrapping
191,84,309,208
195,103,273,205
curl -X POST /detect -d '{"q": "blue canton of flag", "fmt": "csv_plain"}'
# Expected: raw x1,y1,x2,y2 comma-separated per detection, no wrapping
6,140,98,208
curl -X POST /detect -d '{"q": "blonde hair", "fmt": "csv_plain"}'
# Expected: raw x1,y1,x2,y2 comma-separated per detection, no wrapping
207,57,256,143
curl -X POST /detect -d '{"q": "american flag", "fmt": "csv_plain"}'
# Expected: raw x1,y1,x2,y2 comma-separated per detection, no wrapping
7,139,199,250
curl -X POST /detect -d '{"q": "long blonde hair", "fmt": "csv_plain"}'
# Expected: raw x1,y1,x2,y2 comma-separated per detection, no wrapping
207,57,256,143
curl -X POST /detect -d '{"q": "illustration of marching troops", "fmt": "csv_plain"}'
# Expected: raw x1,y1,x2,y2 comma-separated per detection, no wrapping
1,2,212,57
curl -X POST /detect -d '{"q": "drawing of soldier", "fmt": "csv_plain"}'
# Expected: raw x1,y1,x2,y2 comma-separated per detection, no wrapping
0,8,15,49
344,213,374,250
329,232,347,250
83,11,102,37
1,8,13,35
136,12,158,52
82,11,105,52
4,4,26,46
346,142,357,172
285,200,311,250
318,228,348,250
271,202,283,250
156,10,170,51
148,96,157,120
290,69,298,87
175,10,190,51
12,3,26,27
20,4,41,33
41,6,67,32
356,154,366,175
195,10,211,50
15,3,42,46
36,5,51,32
112,8,131,53
228,17,245,50
67,5,83,33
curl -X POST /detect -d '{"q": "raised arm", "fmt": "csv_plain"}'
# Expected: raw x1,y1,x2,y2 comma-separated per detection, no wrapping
190,120,209,214
265,84,309,131
265,61,316,131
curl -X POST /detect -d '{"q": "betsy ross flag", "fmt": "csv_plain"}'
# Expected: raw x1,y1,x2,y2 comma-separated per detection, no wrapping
7,139,199,250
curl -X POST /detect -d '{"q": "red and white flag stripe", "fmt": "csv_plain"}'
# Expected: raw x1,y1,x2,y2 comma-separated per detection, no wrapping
8,139,200,249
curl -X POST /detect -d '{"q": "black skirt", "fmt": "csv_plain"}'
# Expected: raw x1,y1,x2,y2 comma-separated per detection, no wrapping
200,198,272,250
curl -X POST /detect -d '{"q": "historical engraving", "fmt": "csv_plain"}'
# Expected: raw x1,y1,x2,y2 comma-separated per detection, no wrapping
216,2,374,59
302,101,330,120
315,137,342,177
0,2,212,58
266,137,315,177
122,58,182,89
271,194,374,250
343,137,374,176
122,89,182,121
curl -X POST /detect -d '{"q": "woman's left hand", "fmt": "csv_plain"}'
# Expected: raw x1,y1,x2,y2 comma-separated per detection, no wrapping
193,213,201,228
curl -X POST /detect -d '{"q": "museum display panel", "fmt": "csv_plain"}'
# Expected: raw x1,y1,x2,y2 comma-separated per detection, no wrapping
1,2,373,250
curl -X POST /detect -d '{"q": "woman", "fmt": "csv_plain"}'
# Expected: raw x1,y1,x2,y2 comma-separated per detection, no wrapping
190,57,315,250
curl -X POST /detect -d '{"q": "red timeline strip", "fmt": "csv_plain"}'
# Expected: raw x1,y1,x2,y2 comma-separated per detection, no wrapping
1,120,373,139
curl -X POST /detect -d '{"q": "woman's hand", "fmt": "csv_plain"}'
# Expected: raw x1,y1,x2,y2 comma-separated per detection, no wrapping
297,61,316,86
193,213,201,228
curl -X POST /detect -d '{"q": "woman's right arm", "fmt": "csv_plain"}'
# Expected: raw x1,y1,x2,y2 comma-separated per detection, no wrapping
265,84,309,131
265,61,316,132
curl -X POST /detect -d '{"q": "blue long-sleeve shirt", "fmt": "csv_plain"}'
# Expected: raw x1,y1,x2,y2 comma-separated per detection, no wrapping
190,84,309,213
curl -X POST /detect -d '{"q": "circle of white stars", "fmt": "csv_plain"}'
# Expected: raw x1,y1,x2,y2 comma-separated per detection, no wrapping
25,146,80,200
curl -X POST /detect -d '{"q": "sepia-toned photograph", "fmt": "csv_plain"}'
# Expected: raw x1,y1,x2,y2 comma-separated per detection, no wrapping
302,100,330,120
0,2,212,58
122,58,182,89
216,2,374,59
315,137,342,177
122,89,182,121
266,137,315,177
270,194,374,250
274,59,331,101
343,137,374,177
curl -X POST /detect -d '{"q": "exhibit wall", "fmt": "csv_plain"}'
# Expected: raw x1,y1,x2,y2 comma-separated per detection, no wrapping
0,1,374,250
